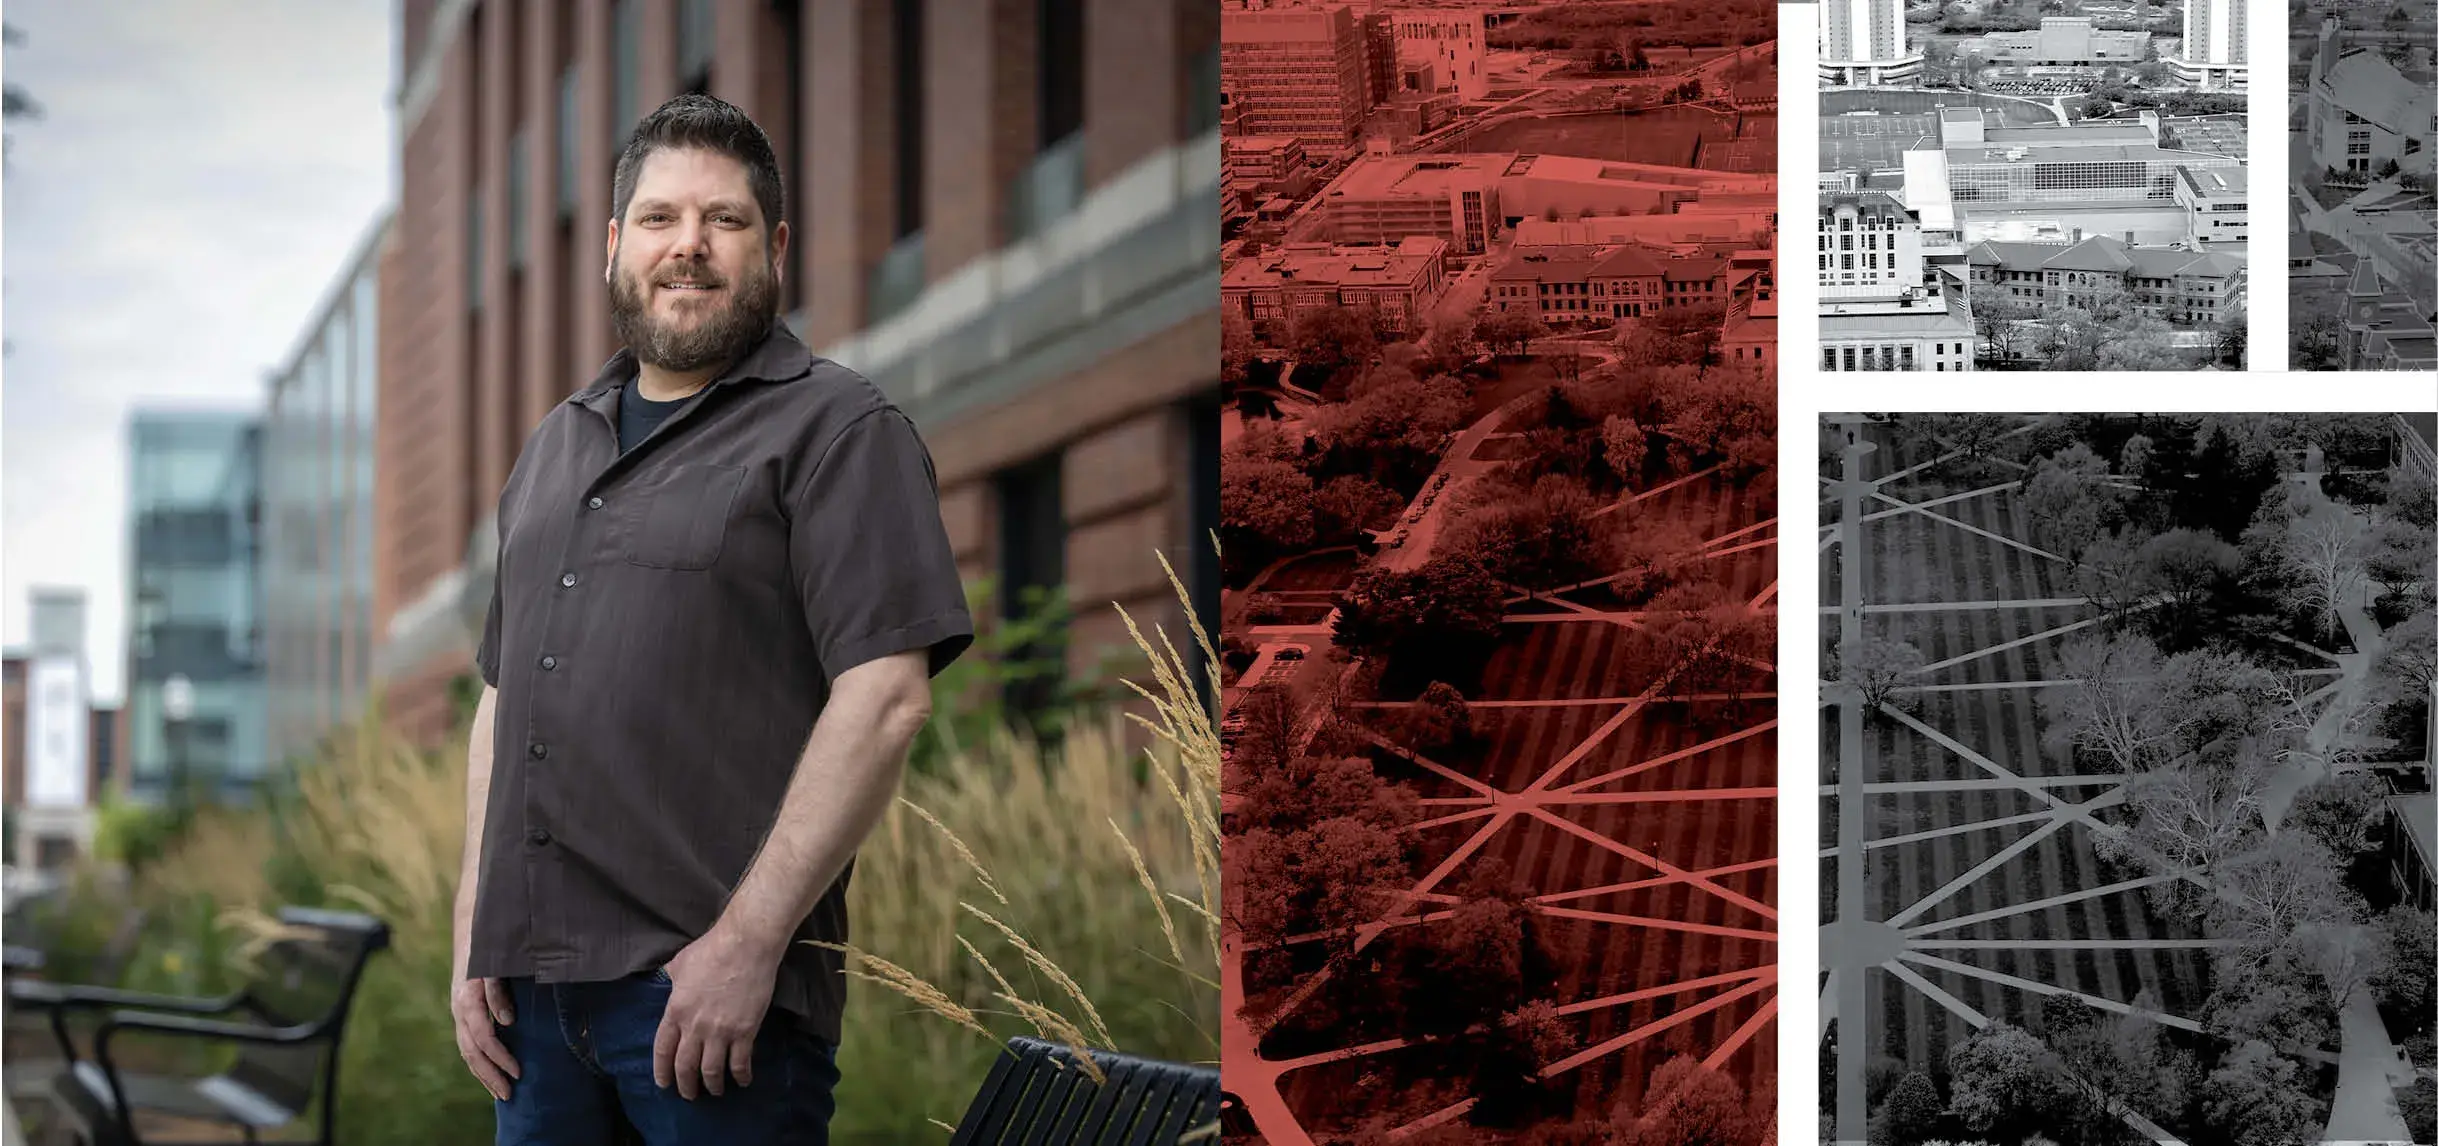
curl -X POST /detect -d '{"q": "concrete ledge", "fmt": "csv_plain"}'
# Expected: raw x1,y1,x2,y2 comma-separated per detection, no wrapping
806,127,1222,401
374,563,475,685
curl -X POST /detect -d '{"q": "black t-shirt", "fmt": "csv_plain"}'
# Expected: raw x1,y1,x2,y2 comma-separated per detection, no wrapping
617,375,689,453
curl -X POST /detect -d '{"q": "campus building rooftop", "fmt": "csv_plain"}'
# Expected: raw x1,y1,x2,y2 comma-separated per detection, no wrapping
2176,165,2246,198
1221,236,1452,291
1943,142,2213,166
1329,153,1509,198
1820,304,1975,337
1965,235,2244,279
2319,48,2436,138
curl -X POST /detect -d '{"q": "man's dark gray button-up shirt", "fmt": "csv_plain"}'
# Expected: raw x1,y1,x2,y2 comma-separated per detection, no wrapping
469,319,975,1043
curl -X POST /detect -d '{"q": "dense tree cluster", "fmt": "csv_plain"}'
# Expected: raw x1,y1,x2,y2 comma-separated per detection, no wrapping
1863,414,2434,1146
1218,343,1476,577
1609,1055,1770,1146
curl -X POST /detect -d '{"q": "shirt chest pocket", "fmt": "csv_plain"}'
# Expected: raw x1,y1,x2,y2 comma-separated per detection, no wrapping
622,463,747,571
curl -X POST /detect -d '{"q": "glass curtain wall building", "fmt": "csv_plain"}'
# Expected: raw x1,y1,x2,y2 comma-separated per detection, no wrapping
263,214,387,767
125,412,266,801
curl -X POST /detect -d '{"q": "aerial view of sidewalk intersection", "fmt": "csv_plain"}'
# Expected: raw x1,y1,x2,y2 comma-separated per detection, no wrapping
1215,6,1778,1137
1820,412,2437,1146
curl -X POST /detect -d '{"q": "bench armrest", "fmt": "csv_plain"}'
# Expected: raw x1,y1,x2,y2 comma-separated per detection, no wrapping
7,979,241,1016
96,1009,321,1049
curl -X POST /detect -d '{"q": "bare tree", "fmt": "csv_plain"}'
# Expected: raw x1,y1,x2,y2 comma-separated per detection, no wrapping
2041,634,2181,772
2279,509,2370,644
2099,748,2270,921
2073,528,2154,624
2302,923,2386,1011
2378,608,2437,700
2264,671,2373,776
2209,836,2357,967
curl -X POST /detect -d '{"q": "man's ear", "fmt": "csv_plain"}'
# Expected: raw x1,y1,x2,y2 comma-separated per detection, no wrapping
604,219,620,284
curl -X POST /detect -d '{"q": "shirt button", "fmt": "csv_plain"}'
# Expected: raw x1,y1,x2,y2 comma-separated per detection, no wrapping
561,572,578,588
539,655,558,671
529,743,548,760
587,496,604,510
528,828,552,846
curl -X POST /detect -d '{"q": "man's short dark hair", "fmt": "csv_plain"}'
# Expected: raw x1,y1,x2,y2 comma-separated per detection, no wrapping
611,94,786,236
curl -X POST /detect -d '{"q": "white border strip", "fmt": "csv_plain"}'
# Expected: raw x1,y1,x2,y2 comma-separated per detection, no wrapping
2249,0,2289,369
1775,9,1823,1144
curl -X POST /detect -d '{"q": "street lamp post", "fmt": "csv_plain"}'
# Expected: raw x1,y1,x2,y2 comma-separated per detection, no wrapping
164,674,194,815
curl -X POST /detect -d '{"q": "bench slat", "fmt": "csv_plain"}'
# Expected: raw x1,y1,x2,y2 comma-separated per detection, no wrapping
948,1046,1034,1146
1114,1066,1186,1146
1042,1052,1121,1143
955,1036,1217,1146
1141,1073,1215,1146
1069,1056,1144,1143
1002,1051,1085,1143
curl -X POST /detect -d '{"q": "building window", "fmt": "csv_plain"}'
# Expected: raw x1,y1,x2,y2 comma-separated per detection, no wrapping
468,191,486,311
1188,40,1219,136
1040,0,1084,149
557,65,580,219
678,0,716,93
995,451,1066,732
613,0,640,156
892,0,926,238
507,128,529,271
775,0,804,311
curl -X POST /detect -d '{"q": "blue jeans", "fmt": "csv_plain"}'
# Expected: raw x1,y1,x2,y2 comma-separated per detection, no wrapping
493,972,839,1146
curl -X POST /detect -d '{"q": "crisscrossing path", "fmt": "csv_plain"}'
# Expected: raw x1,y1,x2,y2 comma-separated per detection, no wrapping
1227,465,1780,1141
1820,416,2258,1146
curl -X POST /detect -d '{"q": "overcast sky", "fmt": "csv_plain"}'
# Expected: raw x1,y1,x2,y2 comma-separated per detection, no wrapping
3,0,394,702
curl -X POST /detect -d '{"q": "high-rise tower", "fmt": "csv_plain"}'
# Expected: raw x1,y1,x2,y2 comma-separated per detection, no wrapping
1821,0,1922,85
2169,0,2247,90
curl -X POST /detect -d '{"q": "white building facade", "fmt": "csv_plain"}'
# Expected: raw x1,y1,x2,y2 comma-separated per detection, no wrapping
2168,0,2246,90
1821,0,1922,85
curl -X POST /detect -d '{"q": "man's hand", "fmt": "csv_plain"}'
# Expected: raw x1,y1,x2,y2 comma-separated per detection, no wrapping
652,926,783,1099
452,977,520,1101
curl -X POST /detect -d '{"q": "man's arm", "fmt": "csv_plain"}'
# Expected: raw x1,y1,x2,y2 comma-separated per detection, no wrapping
651,648,934,1098
450,685,521,1101
453,684,499,983
718,648,933,952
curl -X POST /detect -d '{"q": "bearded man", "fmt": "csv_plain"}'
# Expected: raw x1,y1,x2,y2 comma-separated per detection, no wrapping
448,93,973,1146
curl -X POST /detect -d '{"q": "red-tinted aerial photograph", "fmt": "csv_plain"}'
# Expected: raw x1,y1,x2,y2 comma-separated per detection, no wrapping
1215,2,1779,1141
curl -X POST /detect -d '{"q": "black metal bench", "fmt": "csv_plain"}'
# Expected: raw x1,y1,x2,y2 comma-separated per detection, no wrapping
8,906,390,1146
947,1036,1220,1145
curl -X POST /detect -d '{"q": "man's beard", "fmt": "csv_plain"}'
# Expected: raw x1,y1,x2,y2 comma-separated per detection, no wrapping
608,248,780,374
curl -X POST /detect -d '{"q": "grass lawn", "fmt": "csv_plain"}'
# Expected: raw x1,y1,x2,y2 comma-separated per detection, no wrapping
1827,422,2218,1088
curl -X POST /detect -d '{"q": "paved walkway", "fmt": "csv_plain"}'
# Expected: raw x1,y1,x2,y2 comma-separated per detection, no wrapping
2262,467,2392,834
1375,389,1542,573
2326,989,2416,1145
2275,455,2419,1146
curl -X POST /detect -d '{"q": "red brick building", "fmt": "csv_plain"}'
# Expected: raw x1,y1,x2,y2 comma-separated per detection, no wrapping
375,0,1223,742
